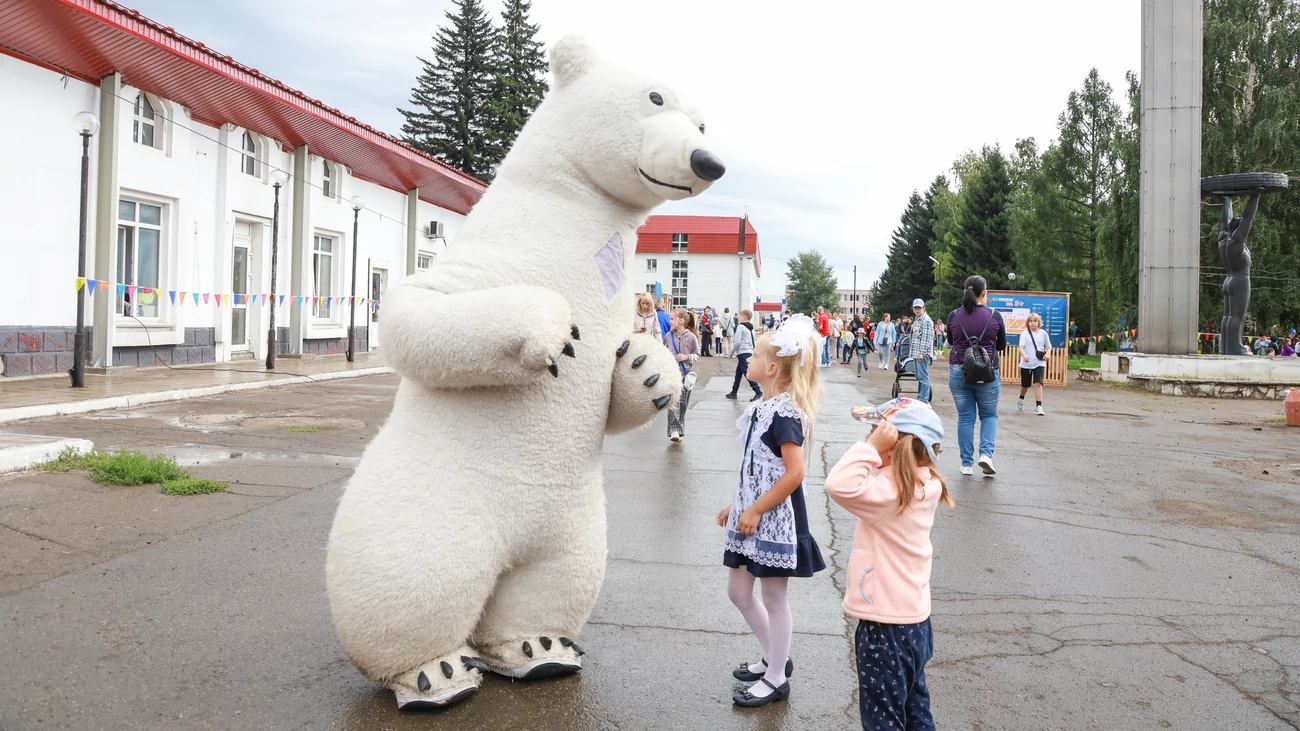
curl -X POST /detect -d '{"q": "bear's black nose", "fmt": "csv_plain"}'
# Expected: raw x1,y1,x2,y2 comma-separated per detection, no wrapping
690,150,726,181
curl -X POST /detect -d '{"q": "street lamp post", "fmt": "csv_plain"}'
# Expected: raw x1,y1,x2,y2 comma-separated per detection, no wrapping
71,112,100,388
347,196,364,362
266,170,287,369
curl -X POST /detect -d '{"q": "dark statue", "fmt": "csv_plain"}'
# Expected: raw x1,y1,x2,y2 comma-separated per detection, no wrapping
1200,172,1289,356
1217,193,1259,356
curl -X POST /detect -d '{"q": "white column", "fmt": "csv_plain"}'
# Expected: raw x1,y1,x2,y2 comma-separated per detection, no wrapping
91,72,121,367
1138,0,1203,355
406,188,419,276
287,145,310,355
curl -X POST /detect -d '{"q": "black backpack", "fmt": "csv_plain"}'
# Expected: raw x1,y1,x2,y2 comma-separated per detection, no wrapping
954,309,997,385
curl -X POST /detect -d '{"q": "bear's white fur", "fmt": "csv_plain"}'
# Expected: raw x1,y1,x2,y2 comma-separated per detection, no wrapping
324,35,723,709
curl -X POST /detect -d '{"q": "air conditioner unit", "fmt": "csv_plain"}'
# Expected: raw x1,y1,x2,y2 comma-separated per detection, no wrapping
424,221,445,239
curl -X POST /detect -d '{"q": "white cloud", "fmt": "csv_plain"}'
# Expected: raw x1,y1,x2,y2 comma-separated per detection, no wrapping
129,0,1141,295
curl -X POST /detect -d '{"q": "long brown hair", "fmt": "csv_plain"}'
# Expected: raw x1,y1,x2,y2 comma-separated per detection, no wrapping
891,435,954,514
672,308,699,339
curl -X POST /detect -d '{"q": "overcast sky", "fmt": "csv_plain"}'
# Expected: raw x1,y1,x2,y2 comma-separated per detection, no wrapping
127,0,1140,299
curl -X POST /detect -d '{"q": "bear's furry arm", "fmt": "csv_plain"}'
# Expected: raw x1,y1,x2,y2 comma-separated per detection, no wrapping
605,333,683,433
382,280,575,389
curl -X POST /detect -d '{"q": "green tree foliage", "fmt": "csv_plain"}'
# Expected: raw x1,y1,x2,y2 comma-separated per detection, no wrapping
949,146,1017,296
785,252,840,315
1011,69,1121,338
399,0,500,181
871,187,939,319
1200,0,1300,331
1101,72,1142,329
485,0,549,167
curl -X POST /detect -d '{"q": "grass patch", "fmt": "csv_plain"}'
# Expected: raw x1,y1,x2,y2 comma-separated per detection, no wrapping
1068,355,1102,370
1266,415,1288,423
160,478,227,495
281,426,322,433
35,446,226,495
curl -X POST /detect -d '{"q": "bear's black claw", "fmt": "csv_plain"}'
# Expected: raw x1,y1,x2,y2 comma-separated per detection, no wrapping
571,325,581,340
644,374,660,387
562,342,576,358
461,656,491,673
417,671,431,692
540,636,553,651
616,341,630,358
653,395,671,410
440,661,454,679
548,360,559,378
570,641,586,657
523,641,533,658
631,355,646,369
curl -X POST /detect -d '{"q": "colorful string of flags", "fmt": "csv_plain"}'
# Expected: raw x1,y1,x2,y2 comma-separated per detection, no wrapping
74,277,380,310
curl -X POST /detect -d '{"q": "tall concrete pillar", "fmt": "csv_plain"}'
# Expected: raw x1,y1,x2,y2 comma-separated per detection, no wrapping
406,188,419,276
287,145,310,355
91,72,121,367
1138,0,1203,355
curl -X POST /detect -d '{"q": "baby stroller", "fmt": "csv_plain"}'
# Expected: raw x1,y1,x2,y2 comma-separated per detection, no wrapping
891,333,920,398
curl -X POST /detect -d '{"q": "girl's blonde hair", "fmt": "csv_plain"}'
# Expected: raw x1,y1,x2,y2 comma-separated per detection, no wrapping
754,332,822,457
891,435,954,514
1026,313,1043,327
636,293,656,314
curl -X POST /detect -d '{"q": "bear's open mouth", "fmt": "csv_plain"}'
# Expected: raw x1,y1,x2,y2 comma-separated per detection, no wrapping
639,169,692,194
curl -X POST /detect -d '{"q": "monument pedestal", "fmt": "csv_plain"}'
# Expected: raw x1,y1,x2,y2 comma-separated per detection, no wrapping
1097,352,1300,399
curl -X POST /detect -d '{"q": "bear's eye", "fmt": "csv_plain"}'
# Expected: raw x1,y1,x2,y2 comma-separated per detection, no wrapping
699,124,706,134
649,92,664,106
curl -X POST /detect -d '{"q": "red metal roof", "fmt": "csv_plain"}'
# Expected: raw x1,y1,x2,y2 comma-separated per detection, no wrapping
0,0,485,214
636,215,761,276
753,302,782,312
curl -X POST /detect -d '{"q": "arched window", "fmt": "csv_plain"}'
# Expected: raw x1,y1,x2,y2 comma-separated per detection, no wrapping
133,93,156,148
241,131,258,176
322,160,332,198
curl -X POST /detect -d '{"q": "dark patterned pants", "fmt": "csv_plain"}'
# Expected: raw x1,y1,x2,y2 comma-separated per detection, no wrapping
667,383,692,436
854,619,935,731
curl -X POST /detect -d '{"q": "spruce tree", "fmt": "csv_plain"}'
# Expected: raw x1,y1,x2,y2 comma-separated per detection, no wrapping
484,0,549,168
399,0,499,181
871,187,939,319
950,146,1016,294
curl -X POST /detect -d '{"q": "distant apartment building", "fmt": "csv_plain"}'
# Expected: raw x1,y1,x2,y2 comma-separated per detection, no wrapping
836,288,871,316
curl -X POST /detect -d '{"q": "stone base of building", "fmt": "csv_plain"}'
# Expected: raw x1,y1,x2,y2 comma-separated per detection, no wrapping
276,327,369,356
1099,352,1300,400
0,327,94,378
113,328,217,368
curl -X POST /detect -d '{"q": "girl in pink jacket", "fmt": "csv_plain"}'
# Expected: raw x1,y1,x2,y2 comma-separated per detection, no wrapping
825,398,951,731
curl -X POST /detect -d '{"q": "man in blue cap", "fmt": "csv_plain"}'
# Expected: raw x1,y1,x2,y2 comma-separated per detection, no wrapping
911,299,935,402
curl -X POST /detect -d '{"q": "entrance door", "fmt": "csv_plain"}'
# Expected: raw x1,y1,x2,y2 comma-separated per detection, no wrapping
231,223,252,351
370,268,387,348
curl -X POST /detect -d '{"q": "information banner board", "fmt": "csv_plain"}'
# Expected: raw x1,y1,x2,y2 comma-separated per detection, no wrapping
986,291,1071,348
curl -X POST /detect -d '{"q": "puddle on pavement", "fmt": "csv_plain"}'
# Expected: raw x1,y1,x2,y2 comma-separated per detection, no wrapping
163,445,360,467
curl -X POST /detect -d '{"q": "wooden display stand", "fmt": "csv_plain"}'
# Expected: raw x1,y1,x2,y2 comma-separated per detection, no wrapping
1000,346,1069,387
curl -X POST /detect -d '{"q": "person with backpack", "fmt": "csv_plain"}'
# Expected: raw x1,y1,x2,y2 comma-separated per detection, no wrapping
946,275,1007,477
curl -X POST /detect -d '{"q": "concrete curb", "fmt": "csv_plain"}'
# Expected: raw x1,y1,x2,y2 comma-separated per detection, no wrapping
0,436,95,474
0,367,394,425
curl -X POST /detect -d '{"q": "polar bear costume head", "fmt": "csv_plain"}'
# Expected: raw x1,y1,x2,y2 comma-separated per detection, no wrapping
501,35,725,210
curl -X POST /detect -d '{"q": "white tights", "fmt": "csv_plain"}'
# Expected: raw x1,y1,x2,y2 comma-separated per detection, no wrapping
727,568,791,696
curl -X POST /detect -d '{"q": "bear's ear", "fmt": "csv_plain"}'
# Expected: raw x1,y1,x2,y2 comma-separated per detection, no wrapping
550,35,597,89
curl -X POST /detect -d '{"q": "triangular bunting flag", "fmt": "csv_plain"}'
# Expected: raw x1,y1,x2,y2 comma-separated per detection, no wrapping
76,277,86,292
87,278,97,290
261,294,268,306
126,285,137,297
86,282,95,298
169,290,176,305
117,284,126,298
191,293,199,306
179,291,187,304
202,293,210,304
99,281,109,290
278,295,286,306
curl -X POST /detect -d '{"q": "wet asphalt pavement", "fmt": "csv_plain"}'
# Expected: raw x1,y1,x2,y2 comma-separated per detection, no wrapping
1,357,1298,730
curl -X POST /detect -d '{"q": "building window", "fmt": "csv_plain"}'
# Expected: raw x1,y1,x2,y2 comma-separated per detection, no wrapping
646,258,657,273
241,131,258,176
671,234,688,252
671,259,688,307
133,93,157,148
313,235,334,319
416,252,434,272
322,161,332,198
117,200,163,318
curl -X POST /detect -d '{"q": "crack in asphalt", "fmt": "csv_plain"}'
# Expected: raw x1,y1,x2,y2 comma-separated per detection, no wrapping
0,521,91,554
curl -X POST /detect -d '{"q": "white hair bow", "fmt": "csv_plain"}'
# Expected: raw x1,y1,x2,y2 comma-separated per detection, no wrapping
771,314,825,364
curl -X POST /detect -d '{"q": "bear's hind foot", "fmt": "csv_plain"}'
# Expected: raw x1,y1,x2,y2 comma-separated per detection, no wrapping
390,648,487,711
478,635,584,680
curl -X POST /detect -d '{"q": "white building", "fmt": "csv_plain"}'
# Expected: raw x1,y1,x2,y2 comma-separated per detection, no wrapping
0,0,484,378
835,288,872,317
631,216,761,316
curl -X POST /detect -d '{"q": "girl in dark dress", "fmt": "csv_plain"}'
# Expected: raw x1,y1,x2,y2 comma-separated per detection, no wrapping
715,314,826,708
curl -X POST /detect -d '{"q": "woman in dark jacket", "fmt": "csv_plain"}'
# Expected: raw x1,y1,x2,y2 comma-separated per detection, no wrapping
946,275,1007,477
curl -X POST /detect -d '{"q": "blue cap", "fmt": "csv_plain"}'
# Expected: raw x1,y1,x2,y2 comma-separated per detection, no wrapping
876,397,944,462
912,299,925,308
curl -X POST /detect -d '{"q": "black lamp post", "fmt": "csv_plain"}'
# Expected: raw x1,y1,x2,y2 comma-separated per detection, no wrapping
266,170,287,369
71,111,99,388
347,195,364,362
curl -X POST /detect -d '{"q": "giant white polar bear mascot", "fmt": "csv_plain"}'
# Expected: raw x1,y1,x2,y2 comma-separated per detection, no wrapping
325,35,724,710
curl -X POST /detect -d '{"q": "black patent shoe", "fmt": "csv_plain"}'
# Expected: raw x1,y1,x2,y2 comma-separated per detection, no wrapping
733,677,790,707
732,657,793,682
